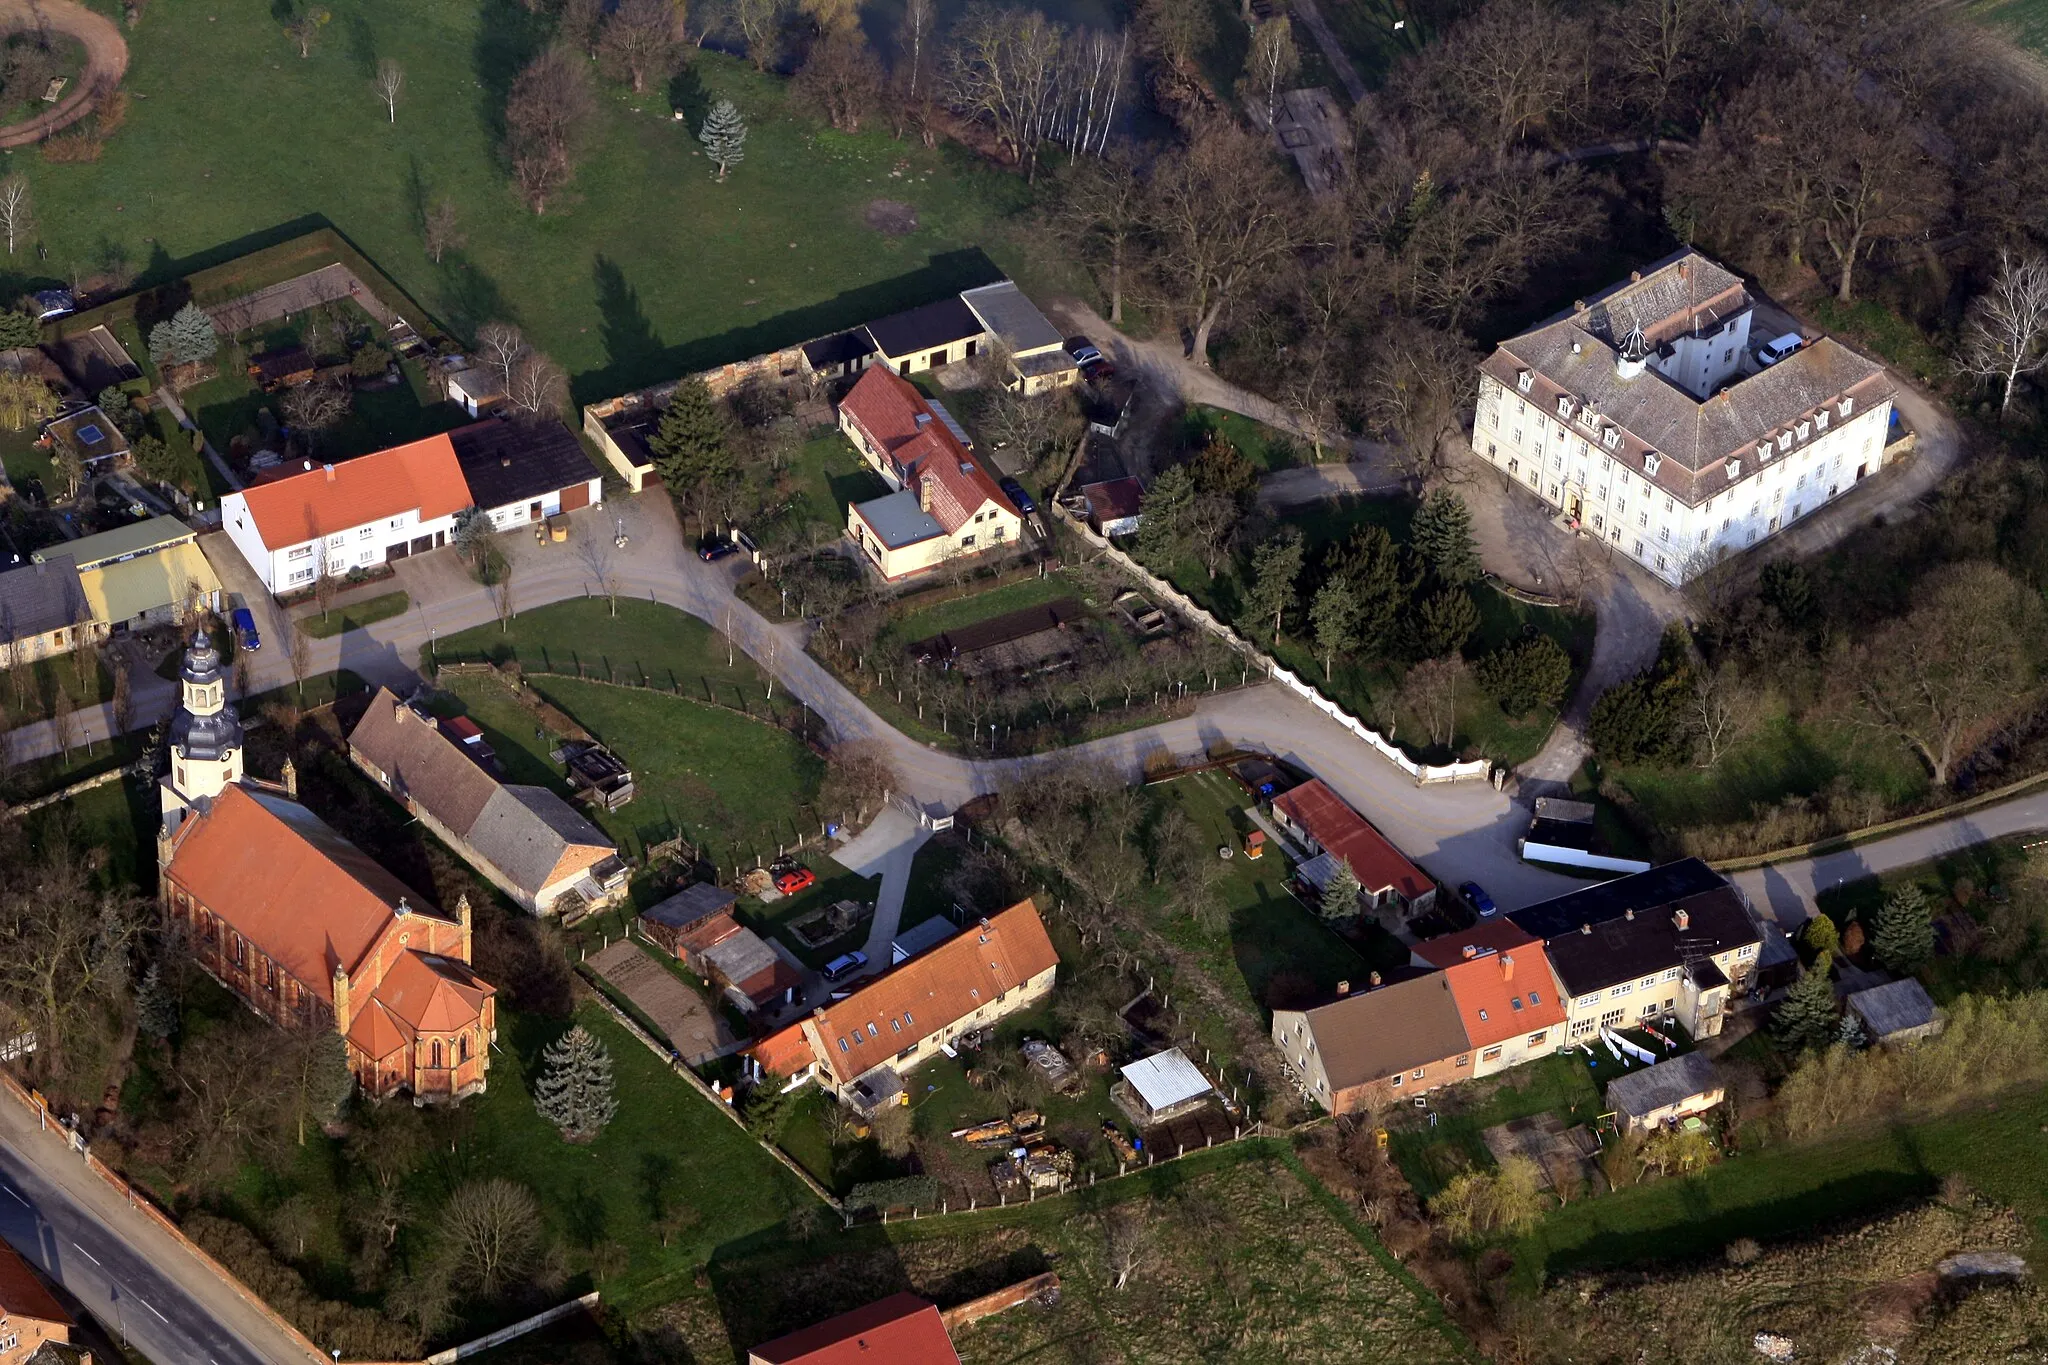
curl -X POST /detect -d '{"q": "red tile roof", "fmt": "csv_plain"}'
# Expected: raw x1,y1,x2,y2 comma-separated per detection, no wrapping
0,1238,68,1327
165,784,451,1004
839,367,1015,535
370,950,493,1035
1412,920,1538,970
1272,780,1432,902
237,433,469,546
750,1293,960,1365
751,1022,815,1080
808,901,1058,1087
1441,947,1568,1049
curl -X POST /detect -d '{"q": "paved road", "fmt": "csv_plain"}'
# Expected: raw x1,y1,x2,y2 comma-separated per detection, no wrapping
0,1096,313,1364
1732,791,2048,929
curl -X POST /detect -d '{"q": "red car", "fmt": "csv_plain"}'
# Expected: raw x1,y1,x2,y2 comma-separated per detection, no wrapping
773,867,816,895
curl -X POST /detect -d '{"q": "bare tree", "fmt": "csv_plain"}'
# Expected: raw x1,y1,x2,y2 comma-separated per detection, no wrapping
1687,661,1754,768
1142,122,1303,366
289,620,313,699
506,352,567,417
1101,1208,1150,1290
475,322,528,388
374,58,406,122
793,28,885,133
818,740,901,827
493,554,517,633
0,836,144,1081
1400,654,1466,748
505,47,594,214
1055,145,1144,324
1363,318,1477,484
281,380,352,439
1242,17,1298,126
0,173,33,257
440,1179,542,1299
897,0,938,101
599,0,683,93
574,532,621,616
726,0,789,71
282,6,329,57
1815,100,1941,303
49,687,74,757
944,6,1066,181
1958,248,2048,421
423,199,464,264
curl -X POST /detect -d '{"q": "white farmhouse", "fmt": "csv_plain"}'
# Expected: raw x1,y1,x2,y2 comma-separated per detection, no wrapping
222,434,471,595
1473,250,1897,584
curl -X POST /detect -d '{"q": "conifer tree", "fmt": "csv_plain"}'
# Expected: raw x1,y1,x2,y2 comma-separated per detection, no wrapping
650,377,736,535
1319,858,1362,922
1773,952,1838,1052
533,1025,618,1141
1411,488,1480,586
698,99,748,180
1871,883,1935,974
148,302,220,368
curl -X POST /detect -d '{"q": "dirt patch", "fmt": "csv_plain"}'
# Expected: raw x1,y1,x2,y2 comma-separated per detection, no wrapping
589,939,733,1063
864,199,919,236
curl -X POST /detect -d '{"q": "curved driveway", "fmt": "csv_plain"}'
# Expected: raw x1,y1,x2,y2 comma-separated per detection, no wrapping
0,0,128,149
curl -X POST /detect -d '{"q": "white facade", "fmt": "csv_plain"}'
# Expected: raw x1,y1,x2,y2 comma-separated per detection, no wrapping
1474,378,1892,584
223,497,459,594
479,476,600,531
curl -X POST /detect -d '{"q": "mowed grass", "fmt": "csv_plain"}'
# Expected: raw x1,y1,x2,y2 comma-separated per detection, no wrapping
435,597,770,702
298,589,412,639
18,0,1069,402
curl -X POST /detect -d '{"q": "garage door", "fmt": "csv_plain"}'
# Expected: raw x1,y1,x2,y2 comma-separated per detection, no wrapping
386,541,410,561
559,480,591,513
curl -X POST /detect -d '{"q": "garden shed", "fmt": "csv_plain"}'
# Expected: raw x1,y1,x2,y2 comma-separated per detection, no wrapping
1115,1048,1214,1125
1846,978,1943,1047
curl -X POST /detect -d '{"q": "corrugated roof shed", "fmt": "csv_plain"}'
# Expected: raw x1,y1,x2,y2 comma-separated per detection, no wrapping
1121,1048,1212,1112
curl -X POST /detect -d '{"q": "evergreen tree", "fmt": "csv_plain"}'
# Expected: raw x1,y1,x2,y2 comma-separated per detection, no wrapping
1241,528,1304,645
533,1025,619,1141
1135,463,1198,563
1837,1010,1868,1050
1773,953,1838,1052
650,378,736,534
148,303,220,367
1800,913,1839,960
1411,488,1480,586
1871,884,1935,974
1309,578,1360,682
1319,858,1362,922
1415,588,1480,657
1588,672,1685,764
698,99,748,180
0,308,39,350
1476,636,1573,716
1327,525,1407,657
135,962,179,1043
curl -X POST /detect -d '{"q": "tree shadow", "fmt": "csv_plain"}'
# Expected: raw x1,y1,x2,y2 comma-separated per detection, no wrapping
593,255,662,379
435,249,518,340
667,64,709,128
344,9,378,77
472,0,556,149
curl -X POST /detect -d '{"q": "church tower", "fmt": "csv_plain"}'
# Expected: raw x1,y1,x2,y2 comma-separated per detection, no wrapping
162,628,245,819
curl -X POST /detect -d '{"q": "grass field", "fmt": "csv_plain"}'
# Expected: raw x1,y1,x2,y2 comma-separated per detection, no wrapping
1178,407,1308,473
298,589,412,639
17,0,1070,404
434,597,770,700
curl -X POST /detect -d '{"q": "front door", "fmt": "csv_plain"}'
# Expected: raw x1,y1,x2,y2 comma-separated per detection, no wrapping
1567,493,1583,521
529,500,543,520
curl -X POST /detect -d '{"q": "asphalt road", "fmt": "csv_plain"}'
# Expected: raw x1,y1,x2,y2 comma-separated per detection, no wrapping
0,1100,302,1364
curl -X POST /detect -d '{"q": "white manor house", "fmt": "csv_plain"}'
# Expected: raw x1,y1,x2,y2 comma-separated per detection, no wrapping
1473,250,1897,584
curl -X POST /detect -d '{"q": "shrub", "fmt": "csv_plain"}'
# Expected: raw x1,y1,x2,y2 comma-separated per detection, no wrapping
1588,671,1685,765
1724,1237,1762,1266
41,130,103,162
186,1213,422,1357
846,1175,938,1212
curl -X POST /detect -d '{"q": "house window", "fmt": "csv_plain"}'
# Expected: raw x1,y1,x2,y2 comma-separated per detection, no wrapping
431,1040,443,1069
1412,1067,1425,1079
1516,371,1533,393
288,545,314,561
1529,990,1542,1005
838,1038,849,1052
389,517,405,528
1456,1054,1470,1067
1481,1046,1503,1063
1612,983,1632,997
1527,1031,1547,1047
1510,997,1524,1012
459,1034,470,1062
960,534,976,548
360,527,374,539
1390,1074,1402,1088
867,1023,878,1038
1599,1008,1626,1027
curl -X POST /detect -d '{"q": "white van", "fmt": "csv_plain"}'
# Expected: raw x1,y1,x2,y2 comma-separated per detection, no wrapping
1757,332,1804,366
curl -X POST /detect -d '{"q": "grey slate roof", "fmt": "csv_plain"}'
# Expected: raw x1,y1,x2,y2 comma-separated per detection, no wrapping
854,489,945,548
466,785,613,894
1575,251,1746,350
890,915,961,962
0,560,88,645
702,927,779,986
1847,978,1939,1039
1605,1050,1720,1120
863,296,983,359
642,881,740,931
961,281,1064,354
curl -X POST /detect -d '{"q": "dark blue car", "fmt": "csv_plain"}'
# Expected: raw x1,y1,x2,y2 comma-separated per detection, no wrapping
231,606,261,653
1460,881,1497,918
999,476,1036,515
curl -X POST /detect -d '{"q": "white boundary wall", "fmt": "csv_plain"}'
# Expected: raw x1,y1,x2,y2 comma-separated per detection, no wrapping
1519,840,1652,874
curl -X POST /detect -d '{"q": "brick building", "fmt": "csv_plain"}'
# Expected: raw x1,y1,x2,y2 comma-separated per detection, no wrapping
0,1240,82,1365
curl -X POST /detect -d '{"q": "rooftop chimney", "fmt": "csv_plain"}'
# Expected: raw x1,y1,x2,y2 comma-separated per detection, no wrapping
1336,979,1351,997
324,463,336,482
1674,907,1690,931
1368,971,1383,989
1462,944,1478,960
1630,269,1642,282
1500,953,1514,982
1581,922,1592,935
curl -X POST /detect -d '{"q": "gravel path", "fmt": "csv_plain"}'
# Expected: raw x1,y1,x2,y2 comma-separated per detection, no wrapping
0,0,127,149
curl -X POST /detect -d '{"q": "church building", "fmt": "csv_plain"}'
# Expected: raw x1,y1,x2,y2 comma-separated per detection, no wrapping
154,632,496,1102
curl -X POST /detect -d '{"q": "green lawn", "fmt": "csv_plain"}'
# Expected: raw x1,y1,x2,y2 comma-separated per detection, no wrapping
297,589,411,639
0,425,56,494
1387,1052,1606,1199
751,431,889,549
1,653,116,726
433,597,770,700
1509,1086,2048,1289
888,571,1085,645
1179,406,1307,473
18,0,1070,405
439,670,824,869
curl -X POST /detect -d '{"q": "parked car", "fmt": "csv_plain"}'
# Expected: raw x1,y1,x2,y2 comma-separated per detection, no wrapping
1066,337,1104,368
1460,881,1497,918
998,476,1037,515
1756,332,1804,366
773,866,817,895
231,607,261,653
698,537,740,562
822,950,869,982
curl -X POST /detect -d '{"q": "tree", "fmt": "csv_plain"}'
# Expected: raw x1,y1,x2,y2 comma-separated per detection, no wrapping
453,506,495,571
1855,561,2041,787
1589,671,1685,765
0,172,32,256
374,58,405,122
1686,661,1754,769
1242,528,1304,646
0,308,38,350
819,741,900,828
148,302,219,368
536,1025,618,1143
505,352,567,417
1774,954,1838,1053
1135,0,1212,75
1054,147,1145,325
129,433,182,488
600,0,682,93
277,1023,352,1146
282,6,330,57
1476,636,1571,716
896,0,938,102
1800,913,1838,960
475,322,527,389
0,371,58,430
506,47,594,214
794,29,884,133
50,435,83,501
0,839,144,1081
650,378,736,534
135,961,179,1043
423,199,464,264
1415,589,1479,658
1411,489,1480,586
726,0,789,71
1364,320,1478,483
1957,248,2048,421
1400,654,1466,747
1327,525,1407,658
1814,99,1941,304
1134,463,1198,563
281,380,351,438
1871,884,1935,975
698,99,748,181
1100,1208,1150,1290
440,1179,542,1298
1143,122,1303,366
1310,578,1360,682
941,7,1065,181
1240,17,1298,125
1430,1156,1546,1242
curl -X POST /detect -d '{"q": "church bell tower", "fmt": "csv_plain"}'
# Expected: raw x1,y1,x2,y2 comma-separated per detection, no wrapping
162,628,245,819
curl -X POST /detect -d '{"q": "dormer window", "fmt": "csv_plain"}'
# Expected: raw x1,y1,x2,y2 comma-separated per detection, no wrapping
1601,428,1621,450
1756,443,1771,464
1777,432,1792,453
1643,451,1661,476
1839,396,1854,417
1796,420,1810,441
1727,459,1743,480
1556,395,1574,417
1815,409,1829,430
1516,370,1533,393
